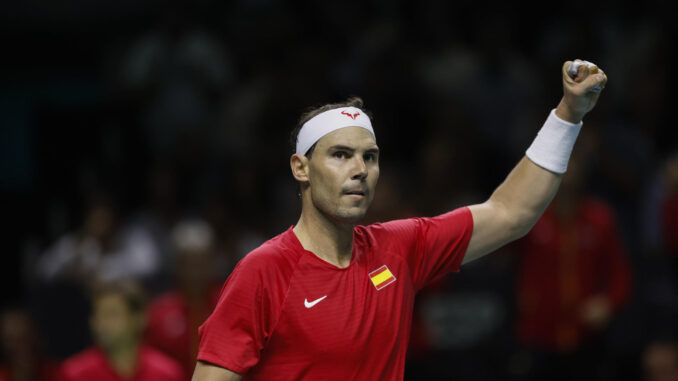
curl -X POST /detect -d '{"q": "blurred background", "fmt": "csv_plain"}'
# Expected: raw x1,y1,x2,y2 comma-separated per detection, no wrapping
1,1,677,380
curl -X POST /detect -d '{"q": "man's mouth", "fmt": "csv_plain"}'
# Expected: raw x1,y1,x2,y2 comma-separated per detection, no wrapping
344,190,366,197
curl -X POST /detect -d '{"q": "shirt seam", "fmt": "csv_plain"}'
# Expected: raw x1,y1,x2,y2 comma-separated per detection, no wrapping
263,247,306,347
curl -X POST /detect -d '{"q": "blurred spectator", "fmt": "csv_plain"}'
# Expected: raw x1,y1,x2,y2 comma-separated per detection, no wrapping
643,339,678,381
0,307,59,381
514,153,632,380
144,220,220,378
660,152,678,258
118,21,234,162
129,165,181,292
0,3,675,380
36,193,160,287
59,280,183,381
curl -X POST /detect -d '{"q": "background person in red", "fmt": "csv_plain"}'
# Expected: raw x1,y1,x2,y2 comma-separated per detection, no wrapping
144,219,220,379
193,59,608,380
0,307,60,381
59,280,184,381
643,337,678,381
660,152,678,259
515,151,632,379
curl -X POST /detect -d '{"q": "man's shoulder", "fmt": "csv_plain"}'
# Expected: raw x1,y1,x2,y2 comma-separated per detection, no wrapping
234,228,302,278
355,207,473,249
60,347,104,378
355,216,422,242
139,346,184,380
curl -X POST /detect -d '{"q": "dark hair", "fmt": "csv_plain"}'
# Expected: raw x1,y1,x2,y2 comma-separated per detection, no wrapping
289,96,372,158
91,279,146,314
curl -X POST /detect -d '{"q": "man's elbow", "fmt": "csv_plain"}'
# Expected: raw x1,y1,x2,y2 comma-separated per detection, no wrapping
504,209,537,241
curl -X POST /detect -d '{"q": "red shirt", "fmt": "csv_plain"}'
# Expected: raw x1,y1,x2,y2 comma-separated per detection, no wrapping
59,345,184,381
662,194,678,256
198,207,473,380
516,198,632,350
144,289,219,378
0,360,60,381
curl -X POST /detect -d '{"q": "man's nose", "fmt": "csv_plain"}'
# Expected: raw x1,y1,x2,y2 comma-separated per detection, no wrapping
351,157,368,180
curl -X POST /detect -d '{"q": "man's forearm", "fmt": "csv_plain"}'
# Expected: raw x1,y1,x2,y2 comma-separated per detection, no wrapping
489,155,562,237
464,156,562,263
498,94,592,229
555,98,586,124
465,106,580,262
464,59,607,264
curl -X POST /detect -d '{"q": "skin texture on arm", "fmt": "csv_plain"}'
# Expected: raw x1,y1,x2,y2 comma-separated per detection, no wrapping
463,59,608,264
192,361,242,381
464,156,561,263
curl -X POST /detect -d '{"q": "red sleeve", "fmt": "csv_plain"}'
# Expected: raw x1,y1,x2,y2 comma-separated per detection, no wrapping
368,207,474,291
196,251,285,375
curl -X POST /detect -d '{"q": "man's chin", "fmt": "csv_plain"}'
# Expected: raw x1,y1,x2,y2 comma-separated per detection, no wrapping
334,208,368,224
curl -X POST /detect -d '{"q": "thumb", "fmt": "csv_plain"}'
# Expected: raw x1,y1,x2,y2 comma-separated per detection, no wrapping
580,72,606,92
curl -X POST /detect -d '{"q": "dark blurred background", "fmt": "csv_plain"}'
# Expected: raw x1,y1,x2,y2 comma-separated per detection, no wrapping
1,1,677,380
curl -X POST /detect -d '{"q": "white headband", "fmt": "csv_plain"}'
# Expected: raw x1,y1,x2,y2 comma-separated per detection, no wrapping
296,106,375,155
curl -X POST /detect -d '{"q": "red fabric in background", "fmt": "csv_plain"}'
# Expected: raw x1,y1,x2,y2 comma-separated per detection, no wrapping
516,197,632,351
144,287,220,379
662,195,678,256
0,360,60,381
58,345,183,381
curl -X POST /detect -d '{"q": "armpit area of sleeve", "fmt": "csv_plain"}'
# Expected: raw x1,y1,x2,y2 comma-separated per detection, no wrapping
197,350,249,376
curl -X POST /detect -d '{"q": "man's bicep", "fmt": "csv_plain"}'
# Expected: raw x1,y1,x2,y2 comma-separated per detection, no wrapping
192,361,243,381
464,201,518,264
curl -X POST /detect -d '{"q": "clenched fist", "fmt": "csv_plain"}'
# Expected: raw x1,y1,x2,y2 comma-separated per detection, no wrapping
555,59,608,124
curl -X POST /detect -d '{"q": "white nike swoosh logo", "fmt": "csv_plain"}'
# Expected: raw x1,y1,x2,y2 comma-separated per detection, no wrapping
304,295,328,308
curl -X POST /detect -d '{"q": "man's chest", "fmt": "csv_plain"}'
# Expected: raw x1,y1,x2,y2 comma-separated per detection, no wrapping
266,256,415,358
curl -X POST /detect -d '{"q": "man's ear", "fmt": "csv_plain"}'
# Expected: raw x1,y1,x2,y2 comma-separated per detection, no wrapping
290,154,310,183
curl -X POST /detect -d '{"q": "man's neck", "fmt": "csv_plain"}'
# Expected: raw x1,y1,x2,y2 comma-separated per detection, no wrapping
104,342,139,378
293,205,354,268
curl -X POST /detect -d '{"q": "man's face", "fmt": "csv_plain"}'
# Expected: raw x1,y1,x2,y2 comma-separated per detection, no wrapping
177,248,212,294
306,127,379,223
644,343,678,381
90,294,142,351
0,310,37,356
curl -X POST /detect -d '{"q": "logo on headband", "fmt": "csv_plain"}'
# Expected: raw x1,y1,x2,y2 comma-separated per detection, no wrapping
341,110,360,120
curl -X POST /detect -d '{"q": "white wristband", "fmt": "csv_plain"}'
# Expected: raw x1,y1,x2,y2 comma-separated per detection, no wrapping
525,109,583,174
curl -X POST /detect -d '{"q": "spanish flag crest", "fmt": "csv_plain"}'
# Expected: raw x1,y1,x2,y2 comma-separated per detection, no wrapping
369,265,396,290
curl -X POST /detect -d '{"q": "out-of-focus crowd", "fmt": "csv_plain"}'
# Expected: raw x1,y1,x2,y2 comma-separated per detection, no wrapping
1,2,677,380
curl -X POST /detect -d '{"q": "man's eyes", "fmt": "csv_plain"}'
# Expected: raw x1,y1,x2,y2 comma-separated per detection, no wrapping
332,151,378,161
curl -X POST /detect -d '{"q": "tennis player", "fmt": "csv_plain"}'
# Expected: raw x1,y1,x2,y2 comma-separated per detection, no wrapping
192,60,608,380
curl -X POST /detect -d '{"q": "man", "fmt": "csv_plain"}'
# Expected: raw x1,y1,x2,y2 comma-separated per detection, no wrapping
193,60,608,380
36,193,160,286
59,280,184,381
145,220,221,379
515,151,631,379
0,307,59,381
643,338,678,381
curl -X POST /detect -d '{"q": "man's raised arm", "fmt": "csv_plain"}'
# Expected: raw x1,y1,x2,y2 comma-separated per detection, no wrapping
463,59,608,264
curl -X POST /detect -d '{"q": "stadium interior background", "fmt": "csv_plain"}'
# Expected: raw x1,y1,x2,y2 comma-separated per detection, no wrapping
1,1,677,380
